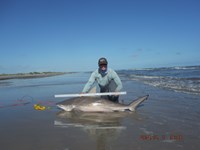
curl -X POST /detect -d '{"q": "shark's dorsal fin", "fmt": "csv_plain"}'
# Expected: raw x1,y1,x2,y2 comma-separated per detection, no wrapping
88,86,96,93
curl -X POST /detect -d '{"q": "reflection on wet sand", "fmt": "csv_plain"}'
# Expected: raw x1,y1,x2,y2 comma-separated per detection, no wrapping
55,111,141,150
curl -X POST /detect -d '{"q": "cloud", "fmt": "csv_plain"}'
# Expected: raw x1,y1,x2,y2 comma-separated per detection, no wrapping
176,52,181,55
137,48,143,52
119,48,129,51
131,54,139,59
130,48,145,59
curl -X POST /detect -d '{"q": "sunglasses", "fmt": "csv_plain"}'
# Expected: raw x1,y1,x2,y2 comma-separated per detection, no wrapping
99,64,107,67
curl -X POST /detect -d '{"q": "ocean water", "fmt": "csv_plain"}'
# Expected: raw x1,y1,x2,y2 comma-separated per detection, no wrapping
0,67,200,150
118,65,200,95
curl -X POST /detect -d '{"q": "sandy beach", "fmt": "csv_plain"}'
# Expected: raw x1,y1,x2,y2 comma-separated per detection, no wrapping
0,72,68,80
0,72,199,150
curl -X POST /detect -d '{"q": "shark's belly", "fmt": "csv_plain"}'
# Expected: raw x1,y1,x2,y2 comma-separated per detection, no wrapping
75,102,127,112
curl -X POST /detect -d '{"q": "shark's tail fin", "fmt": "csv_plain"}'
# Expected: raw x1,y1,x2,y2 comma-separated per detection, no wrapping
128,95,149,111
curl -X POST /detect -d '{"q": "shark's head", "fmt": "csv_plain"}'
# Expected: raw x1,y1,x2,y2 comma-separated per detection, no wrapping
57,104,75,111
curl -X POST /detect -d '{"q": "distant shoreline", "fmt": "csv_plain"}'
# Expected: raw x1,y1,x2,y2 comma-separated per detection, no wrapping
0,72,74,80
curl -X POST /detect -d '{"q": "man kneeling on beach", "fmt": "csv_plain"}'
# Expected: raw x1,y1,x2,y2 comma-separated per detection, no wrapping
82,57,123,102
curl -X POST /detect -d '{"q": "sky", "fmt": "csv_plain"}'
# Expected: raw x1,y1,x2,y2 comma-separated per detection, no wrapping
0,0,200,73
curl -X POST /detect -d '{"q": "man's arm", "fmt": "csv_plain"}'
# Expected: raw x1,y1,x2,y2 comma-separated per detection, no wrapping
112,70,123,92
82,71,96,93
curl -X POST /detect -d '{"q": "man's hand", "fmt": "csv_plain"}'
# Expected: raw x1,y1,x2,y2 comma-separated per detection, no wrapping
80,92,85,97
113,91,120,96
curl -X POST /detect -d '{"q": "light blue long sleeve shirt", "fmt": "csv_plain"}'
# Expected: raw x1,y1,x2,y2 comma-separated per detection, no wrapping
82,68,123,93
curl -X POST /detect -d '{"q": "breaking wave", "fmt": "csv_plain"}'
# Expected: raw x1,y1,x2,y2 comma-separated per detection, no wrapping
119,65,200,95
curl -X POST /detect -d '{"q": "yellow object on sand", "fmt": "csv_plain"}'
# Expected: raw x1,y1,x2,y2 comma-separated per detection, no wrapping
34,104,46,110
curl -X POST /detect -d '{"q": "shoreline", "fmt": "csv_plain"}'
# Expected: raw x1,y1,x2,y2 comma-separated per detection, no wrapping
0,72,74,80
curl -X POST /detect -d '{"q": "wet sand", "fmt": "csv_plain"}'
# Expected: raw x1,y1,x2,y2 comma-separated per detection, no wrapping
0,73,199,150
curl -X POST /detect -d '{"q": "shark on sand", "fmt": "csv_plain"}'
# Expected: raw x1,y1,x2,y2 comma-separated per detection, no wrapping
57,87,149,112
